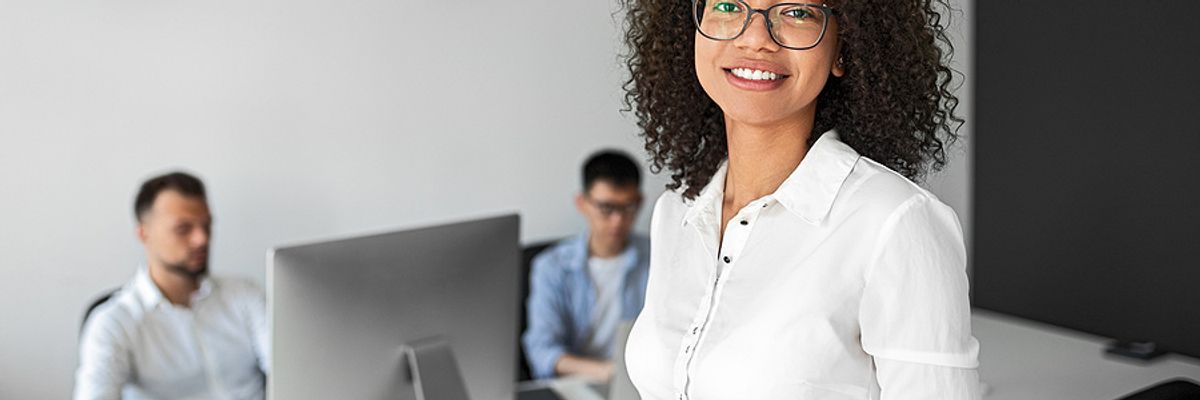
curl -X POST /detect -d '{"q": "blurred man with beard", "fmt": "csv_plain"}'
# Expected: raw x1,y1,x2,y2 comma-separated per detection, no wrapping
74,172,268,400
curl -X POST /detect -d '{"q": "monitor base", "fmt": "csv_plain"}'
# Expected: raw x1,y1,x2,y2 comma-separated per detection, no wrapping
403,336,471,400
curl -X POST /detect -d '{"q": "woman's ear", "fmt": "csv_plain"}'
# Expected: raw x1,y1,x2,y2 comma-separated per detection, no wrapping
831,37,846,77
832,44,846,77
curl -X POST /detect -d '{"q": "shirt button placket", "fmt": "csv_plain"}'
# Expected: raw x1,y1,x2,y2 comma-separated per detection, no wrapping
679,266,720,398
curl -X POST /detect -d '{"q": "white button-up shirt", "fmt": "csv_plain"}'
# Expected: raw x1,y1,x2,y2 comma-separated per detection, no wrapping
74,267,269,400
626,132,980,399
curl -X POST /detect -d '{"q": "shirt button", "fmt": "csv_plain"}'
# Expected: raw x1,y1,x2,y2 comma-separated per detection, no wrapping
722,256,731,263
739,220,748,225
684,345,691,353
692,327,699,334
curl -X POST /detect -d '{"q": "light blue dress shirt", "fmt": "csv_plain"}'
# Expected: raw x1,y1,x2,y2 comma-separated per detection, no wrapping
522,233,650,379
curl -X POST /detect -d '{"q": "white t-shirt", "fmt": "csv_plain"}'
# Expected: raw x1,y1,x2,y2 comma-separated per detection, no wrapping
584,249,634,358
626,132,980,400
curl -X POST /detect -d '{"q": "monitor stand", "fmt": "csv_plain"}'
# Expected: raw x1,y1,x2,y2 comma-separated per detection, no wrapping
402,336,471,400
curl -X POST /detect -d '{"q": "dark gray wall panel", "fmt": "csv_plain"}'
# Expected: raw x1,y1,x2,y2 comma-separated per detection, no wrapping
975,0,1200,358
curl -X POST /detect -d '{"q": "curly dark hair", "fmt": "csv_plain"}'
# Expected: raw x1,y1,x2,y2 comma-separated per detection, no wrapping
621,0,963,199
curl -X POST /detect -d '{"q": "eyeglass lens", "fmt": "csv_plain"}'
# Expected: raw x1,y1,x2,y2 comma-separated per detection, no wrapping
694,0,828,49
591,199,639,216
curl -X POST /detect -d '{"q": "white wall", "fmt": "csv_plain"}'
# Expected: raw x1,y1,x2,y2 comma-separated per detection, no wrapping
0,0,972,398
0,0,668,398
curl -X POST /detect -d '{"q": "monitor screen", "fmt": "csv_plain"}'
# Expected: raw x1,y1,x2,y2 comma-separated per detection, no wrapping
268,214,521,400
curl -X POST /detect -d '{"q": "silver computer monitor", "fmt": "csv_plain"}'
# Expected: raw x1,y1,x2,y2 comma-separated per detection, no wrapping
268,214,520,400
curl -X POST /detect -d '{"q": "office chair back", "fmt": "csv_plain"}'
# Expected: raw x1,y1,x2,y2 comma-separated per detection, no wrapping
517,240,556,381
80,288,120,335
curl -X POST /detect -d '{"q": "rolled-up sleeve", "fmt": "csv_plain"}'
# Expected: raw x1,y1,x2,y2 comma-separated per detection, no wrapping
74,307,132,400
859,194,981,399
522,253,570,379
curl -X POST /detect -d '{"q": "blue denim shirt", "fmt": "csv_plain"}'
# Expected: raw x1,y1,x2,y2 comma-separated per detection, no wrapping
522,233,651,379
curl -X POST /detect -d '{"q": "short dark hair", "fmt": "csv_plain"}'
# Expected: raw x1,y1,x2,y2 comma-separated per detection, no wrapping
134,171,206,222
582,150,641,192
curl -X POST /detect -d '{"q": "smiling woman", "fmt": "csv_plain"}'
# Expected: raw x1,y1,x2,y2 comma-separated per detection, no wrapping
623,0,961,200
619,0,976,398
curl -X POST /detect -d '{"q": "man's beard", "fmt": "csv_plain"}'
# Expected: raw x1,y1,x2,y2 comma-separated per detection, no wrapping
165,259,208,280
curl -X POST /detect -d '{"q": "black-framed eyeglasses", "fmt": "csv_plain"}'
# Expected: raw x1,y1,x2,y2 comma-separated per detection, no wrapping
693,0,835,50
586,197,641,218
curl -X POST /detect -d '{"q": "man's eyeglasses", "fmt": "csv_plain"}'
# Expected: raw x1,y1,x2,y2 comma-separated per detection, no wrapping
586,198,641,217
693,0,835,50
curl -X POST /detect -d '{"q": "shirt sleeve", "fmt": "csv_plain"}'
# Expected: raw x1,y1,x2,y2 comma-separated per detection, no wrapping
874,359,981,400
521,252,571,379
243,282,270,374
859,194,981,399
74,307,132,400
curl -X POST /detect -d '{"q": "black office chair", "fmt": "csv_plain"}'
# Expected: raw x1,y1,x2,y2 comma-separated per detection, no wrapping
80,288,121,335
1117,379,1200,400
516,240,557,382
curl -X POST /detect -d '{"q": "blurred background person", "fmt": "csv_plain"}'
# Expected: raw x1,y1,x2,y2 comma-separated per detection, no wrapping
523,150,650,382
74,172,269,400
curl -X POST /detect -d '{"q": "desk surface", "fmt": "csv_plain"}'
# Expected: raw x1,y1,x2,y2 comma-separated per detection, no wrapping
518,378,606,400
973,309,1200,400
527,309,1200,400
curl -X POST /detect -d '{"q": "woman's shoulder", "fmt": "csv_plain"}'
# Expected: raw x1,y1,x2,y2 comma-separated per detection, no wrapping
650,188,692,217
647,188,693,240
838,156,954,220
653,188,686,207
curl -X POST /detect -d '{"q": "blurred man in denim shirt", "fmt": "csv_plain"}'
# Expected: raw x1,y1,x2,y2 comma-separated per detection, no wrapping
523,150,650,382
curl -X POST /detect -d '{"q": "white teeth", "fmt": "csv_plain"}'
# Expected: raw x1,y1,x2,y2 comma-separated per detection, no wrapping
732,68,781,81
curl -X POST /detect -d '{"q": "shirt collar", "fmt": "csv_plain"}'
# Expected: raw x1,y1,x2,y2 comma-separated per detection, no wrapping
133,266,166,309
133,266,215,309
682,161,729,228
194,276,214,302
566,234,589,271
773,131,860,224
683,131,860,226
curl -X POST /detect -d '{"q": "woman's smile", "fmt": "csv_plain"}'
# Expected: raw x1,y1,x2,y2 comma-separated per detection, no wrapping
724,66,789,91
